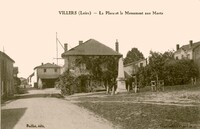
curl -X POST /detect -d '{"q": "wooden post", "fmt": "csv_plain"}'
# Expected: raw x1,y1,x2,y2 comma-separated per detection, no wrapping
161,80,164,91
156,74,159,91
127,82,130,92
111,85,115,95
111,78,116,95
151,80,156,92
106,81,109,94
194,77,197,85
134,76,137,93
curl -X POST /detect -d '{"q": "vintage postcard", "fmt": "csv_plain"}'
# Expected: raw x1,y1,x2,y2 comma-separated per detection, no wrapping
1,0,200,129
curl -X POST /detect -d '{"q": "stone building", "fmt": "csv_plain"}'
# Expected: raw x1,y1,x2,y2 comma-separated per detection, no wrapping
0,51,15,99
28,63,61,88
61,39,123,92
174,40,200,61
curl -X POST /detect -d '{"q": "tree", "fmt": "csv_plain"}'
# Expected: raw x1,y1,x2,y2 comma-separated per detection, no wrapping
148,51,164,82
163,59,199,85
137,49,199,87
14,77,21,93
57,70,77,95
162,50,174,61
124,48,144,65
137,50,175,87
74,55,119,94
137,65,151,87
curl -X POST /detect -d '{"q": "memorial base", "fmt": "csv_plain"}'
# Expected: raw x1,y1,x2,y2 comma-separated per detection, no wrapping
116,79,127,93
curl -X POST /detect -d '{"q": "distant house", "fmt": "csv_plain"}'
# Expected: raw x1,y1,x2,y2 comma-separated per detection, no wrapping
20,77,28,88
124,59,147,77
174,40,200,78
13,67,19,77
28,63,61,88
0,51,15,99
27,72,34,87
174,40,200,61
13,67,21,91
61,39,122,92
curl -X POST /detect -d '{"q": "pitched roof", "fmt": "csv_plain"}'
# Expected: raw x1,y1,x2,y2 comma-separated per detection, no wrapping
62,39,122,57
124,59,146,67
124,71,132,78
29,72,34,78
175,41,200,53
0,51,15,63
34,63,61,69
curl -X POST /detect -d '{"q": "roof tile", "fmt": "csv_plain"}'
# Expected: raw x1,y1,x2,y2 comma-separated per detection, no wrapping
62,39,122,56
34,63,61,69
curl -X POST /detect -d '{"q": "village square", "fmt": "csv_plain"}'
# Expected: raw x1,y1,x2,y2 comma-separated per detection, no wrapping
1,1,200,128
1,38,200,129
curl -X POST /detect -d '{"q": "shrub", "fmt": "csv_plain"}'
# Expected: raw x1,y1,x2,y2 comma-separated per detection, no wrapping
58,70,77,95
137,51,199,87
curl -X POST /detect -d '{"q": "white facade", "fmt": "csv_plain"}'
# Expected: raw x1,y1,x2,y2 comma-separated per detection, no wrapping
28,69,37,87
124,59,147,76
174,40,200,60
174,49,193,60
28,63,61,88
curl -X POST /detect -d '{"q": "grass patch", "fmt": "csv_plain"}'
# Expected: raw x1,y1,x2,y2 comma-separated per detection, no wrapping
73,85,200,129
77,102,200,129
72,85,200,102
164,84,200,91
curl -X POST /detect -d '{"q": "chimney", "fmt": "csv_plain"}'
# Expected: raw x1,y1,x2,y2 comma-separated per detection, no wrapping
79,41,83,45
176,44,179,51
115,39,119,52
41,63,43,65
189,40,193,48
64,43,68,52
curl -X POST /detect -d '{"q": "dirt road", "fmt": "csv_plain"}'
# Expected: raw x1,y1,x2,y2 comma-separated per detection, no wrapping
1,88,117,129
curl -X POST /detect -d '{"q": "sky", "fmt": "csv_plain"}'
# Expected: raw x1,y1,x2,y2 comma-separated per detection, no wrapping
0,0,200,78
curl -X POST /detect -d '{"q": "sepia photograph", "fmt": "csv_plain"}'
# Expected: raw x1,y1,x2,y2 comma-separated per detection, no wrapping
1,0,200,129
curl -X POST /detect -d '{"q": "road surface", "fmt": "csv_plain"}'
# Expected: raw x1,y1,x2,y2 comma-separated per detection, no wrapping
1,88,117,129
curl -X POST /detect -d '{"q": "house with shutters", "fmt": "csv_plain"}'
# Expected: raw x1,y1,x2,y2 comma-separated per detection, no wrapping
28,63,61,88
61,39,123,92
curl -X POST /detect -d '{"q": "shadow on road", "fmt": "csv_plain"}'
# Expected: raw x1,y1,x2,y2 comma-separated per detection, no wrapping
1,91,63,106
15,93,64,99
1,108,27,129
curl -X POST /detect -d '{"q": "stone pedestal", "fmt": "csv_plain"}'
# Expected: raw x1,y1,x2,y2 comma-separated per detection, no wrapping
116,78,126,93
116,57,126,93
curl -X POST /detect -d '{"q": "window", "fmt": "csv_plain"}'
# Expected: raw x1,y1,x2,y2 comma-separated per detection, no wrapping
80,63,86,71
187,54,190,59
44,69,46,72
176,56,179,60
54,68,57,72
140,63,143,67
181,55,184,59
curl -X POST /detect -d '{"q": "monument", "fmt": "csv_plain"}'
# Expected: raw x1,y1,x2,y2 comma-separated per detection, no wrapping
116,57,126,93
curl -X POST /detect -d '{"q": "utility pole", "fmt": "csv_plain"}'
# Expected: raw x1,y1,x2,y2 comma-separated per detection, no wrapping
55,32,65,65
56,32,58,65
